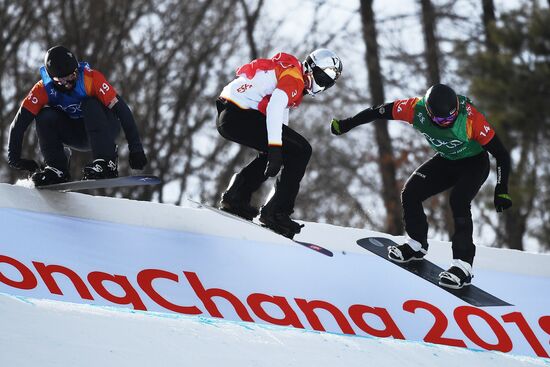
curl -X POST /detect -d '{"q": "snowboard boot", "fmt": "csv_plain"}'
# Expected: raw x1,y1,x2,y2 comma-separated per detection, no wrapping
82,159,118,180
219,197,259,221
31,166,70,187
219,174,259,221
439,259,473,289
388,238,428,263
259,207,304,239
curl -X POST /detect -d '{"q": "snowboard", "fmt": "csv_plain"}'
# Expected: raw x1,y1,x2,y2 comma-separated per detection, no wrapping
190,199,333,257
356,237,511,307
36,175,161,192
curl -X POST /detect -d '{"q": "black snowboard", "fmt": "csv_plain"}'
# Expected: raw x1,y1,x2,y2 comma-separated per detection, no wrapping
190,199,333,257
36,175,161,192
357,237,511,307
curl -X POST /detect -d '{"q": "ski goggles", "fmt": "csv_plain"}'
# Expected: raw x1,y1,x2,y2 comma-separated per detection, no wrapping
311,65,340,89
431,113,457,126
53,70,78,87
305,55,342,90
426,104,458,127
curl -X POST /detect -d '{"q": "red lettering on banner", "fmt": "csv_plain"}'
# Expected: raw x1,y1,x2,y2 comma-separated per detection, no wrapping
247,293,304,328
2,253,549,358
33,262,94,300
403,300,467,348
502,312,549,358
455,306,513,352
184,271,254,322
295,298,355,335
540,316,550,335
348,304,405,339
0,255,37,290
87,271,146,310
137,269,201,315
540,316,550,355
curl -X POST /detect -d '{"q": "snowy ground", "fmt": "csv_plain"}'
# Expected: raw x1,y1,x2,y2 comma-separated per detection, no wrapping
1,183,549,366
1,293,548,367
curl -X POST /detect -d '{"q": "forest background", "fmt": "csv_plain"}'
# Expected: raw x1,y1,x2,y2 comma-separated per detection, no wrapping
1,0,549,252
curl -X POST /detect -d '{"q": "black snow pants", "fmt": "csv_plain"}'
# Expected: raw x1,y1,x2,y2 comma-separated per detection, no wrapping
401,152,490,265
216,98,312,214
35,98,121,171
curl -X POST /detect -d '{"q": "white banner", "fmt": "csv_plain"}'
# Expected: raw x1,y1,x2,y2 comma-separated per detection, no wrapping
0,208,549,358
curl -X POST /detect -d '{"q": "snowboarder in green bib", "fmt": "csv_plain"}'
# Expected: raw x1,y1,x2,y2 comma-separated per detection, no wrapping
330,84,512,289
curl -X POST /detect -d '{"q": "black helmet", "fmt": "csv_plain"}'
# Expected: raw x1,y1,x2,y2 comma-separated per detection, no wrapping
424,84,459,126
44,45,78,78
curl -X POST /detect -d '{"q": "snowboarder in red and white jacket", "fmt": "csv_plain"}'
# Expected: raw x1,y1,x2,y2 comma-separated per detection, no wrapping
216,49,343,238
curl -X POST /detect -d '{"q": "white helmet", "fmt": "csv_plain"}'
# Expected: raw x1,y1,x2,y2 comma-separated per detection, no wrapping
303,48,343,95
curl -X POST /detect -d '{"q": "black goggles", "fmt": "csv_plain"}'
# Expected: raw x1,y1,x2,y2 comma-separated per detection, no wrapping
312,66,336,89
306,55,341,89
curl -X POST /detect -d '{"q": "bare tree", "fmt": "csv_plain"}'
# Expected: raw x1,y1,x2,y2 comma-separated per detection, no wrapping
457,1,550,250
209,0,265,207
1,0,153,183
481,0,498,53
359,0,403,235
0,0,244,203
0,0,44,182
130,0,242,203
419,0,440,84
417,0,459,238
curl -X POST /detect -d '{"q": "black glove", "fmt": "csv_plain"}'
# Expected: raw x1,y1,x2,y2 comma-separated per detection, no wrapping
330,118,353,135
9,158,39,172
264,145,283,177
129,151,148,170
494,184,512,213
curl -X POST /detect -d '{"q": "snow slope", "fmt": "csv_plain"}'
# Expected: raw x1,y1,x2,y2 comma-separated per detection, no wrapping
1,293,548,367
0,182,549,365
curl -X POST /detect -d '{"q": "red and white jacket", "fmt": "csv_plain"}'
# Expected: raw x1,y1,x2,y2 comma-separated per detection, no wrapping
220,52,305,146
